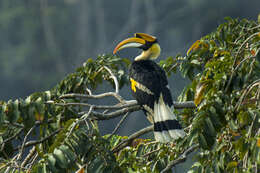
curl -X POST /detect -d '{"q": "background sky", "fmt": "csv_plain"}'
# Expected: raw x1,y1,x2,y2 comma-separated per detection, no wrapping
0,0,259,136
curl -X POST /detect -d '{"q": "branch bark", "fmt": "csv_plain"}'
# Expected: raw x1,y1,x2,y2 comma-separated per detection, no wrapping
161,144,199,173
59,93,195,109
14,129,61,151
112,125,153,153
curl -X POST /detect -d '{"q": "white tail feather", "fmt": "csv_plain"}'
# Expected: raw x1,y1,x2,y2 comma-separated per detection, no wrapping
153,94,185,142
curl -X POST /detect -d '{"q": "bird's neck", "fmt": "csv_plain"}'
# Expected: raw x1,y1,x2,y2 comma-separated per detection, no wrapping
134,43,161,61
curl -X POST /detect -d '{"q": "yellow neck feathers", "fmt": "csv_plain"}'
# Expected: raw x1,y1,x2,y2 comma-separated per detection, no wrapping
135,43,161,61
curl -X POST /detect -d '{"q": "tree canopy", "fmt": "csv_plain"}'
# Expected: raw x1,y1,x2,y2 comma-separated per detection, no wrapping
0,17,260,173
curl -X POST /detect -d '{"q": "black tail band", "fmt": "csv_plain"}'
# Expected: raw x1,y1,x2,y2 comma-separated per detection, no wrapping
154,120,182,132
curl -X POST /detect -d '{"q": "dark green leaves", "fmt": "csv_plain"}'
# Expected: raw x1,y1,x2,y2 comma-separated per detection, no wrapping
169,17,260,172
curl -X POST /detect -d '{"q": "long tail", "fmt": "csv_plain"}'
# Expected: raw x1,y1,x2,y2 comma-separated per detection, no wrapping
153,94,186,143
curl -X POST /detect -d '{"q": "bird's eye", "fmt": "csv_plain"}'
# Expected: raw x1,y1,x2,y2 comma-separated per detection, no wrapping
139,44,149,50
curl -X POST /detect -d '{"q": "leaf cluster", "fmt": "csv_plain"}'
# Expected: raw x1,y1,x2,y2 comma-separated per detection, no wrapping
0,54,130,172
161,17,260,172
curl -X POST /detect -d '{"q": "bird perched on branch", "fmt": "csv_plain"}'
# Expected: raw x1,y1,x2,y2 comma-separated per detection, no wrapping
113,33,185,142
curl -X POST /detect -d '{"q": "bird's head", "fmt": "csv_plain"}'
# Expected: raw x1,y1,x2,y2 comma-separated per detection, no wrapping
113,33,161,61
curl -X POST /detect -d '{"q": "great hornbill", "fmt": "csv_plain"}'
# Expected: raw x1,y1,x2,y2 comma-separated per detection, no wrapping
113,33,185,142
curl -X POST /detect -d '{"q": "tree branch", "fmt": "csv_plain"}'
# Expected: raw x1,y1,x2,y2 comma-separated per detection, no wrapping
161,144,199,173
59,92,125,103
173,101,195,109
21,146,36,168
17,125,36,161
88,105,141,120
112,125,153,153
1,128,23,150
14,129,61,151
52,100,137,110
107,112,130,141
58,93,195,109
104,66,119,94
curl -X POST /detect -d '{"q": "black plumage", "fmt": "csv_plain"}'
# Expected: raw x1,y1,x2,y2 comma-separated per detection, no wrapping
129,60,173,110
129,60,183,135
113,33,185,142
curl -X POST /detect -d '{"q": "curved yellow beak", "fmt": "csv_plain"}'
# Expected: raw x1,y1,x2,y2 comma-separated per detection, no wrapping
134,33,156,42
113,37,146,54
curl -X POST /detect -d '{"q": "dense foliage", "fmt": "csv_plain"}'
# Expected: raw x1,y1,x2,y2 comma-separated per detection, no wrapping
176,17,260,172
0,17,260,172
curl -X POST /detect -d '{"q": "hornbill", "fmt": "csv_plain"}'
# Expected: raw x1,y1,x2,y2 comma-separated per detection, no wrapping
113,33,185,142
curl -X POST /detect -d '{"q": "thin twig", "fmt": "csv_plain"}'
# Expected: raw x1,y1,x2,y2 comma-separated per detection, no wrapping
86,101,195,120
67,106,94,138
84,105,141,120
161,144,199,173
17,125,36,161
2,154,19,172
21,146,36,168
233,48,260,72
248,24,260,31
104,66,119,94
112,125,153,153
2,121,24,128
141,148,161,158
235,79,260,110
107,112,130,141
225,32,260,92
27,152,38,171
243,113,257,169
14,129,61,151
1,128,23,151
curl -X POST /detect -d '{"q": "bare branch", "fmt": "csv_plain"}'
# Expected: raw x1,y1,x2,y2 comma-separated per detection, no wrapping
235,79,260,110
21,146,36,168
3,121,24,128
173,101,195,109
1,128,23,150
17,125,36,161
27,152,38,171
53,100,137,110
59,92,125,103
112,125,153,153
67,106,93,138
14,129,61,151
248,24,260,31
161,144,199,173
107,112,130,141
88,105,141,120
57,94,195,110
104,66,119,94
234,47,260,72
141,148,161,158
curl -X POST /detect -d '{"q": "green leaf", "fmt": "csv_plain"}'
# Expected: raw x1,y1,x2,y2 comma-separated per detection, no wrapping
226,161,238,170
59,145,76,165
194,82,207,106
198,134,208,149
205,117,216,137
47,154,58,172
0,106,4,124
87,157,104,173
53,148,69,169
